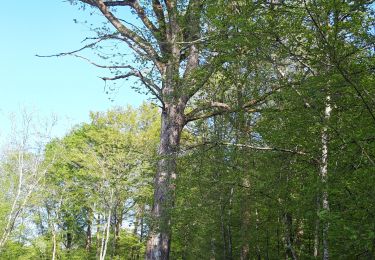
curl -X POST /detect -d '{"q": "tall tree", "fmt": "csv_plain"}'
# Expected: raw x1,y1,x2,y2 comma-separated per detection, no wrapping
58,1,279,258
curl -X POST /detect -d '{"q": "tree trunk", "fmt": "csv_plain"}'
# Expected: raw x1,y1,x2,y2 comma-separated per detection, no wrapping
114,204,123,257
313,194,320,258
320,95,331,260
146,101,185,260
52,229,57,260
86,208,92,251
96,214,101,259
227,187,234,260
284,212,298,260
66,232,72,250
240,179,251,260
100,189,113,260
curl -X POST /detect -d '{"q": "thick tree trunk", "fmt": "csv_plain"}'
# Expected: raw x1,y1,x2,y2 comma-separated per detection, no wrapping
146,102,185,260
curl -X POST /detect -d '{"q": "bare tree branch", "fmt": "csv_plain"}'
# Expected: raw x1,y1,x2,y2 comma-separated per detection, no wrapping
100,69,163,104
36,34,117,58
92,0,164,71
185,85,283,122
220,142,308,156
152,0,167,43
183,141,315,161
80,0,135,7
186,107,260,123
72,54,135,69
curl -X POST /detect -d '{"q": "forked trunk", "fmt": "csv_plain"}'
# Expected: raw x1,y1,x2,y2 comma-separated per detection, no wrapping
284,212,298,260
146,102,185,260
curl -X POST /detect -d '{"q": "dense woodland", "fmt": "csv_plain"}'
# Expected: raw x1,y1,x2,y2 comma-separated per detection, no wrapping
1,0,374,259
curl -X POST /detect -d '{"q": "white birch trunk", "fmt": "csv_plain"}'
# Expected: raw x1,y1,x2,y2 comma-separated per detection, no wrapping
100,189,114,260
320,95,331,260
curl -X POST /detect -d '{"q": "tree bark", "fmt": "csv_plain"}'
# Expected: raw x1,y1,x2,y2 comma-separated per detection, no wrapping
86,207,93,251
96,214,101,259
284,212,298,260
320,95,331,260
240,177,251,260
313,194,320,258
100,189,113,260
52,230,57,260
146,101,186,260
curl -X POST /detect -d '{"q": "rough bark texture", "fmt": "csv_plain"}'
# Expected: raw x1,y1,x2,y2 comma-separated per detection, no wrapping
146,101,186,260
72,1,203,258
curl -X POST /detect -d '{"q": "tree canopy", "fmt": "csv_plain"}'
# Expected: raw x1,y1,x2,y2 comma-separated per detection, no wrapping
0,0,374,259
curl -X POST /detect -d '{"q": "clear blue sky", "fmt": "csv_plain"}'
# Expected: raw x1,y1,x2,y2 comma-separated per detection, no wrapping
0,1,147,141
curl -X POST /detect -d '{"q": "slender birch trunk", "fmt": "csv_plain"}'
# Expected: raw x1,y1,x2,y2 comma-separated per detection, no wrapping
320,95,331,260
52,230,57,260
50,196,63,260
0,150,24,249
99,189,113,260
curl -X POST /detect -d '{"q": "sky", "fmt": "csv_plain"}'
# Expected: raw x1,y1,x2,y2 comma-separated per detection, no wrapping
0,1,147,143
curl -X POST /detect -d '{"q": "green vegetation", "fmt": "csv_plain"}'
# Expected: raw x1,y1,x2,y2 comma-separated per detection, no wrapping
0,1,374,259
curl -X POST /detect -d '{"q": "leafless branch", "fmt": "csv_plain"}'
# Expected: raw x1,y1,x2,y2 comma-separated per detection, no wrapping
72,54,135,69
100,69,163,104
36,35,115,58
92,0,164,70
185,85,283,122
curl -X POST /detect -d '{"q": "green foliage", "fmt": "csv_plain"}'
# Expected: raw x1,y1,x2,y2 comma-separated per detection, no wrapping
0,1,374,259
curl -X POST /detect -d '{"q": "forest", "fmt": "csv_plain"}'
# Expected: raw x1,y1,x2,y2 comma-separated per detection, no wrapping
0,0,374,259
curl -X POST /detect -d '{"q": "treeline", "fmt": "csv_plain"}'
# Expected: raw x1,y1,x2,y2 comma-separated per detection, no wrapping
0,0,374,259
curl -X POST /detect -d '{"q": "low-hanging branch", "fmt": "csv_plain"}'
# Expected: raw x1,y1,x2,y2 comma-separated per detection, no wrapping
185,85,284,122
183,141,318,164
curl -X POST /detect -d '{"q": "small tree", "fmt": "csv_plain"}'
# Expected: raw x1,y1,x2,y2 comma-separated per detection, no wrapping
0,111,56,250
